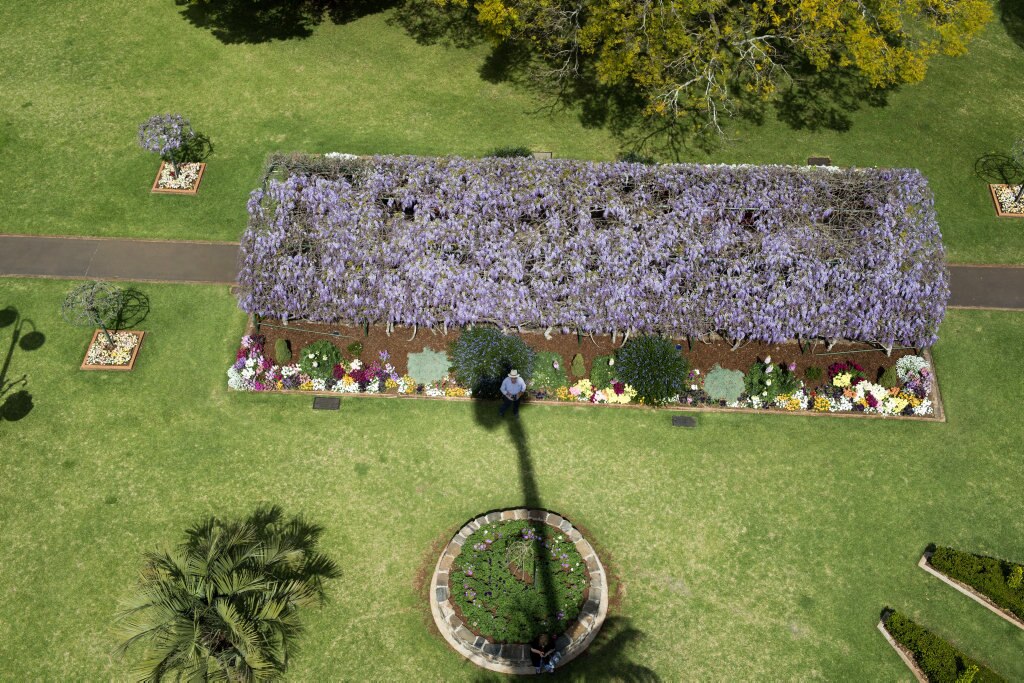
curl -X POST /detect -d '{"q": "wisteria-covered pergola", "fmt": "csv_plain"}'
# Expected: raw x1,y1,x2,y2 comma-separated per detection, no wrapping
237,155,949,349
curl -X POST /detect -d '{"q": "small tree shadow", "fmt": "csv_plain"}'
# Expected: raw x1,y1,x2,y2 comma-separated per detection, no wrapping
974,153,1024,185
1001,0,1024,50
176,0,396,44
114,288,151,331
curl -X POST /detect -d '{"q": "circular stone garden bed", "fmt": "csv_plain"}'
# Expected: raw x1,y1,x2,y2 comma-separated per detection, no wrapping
429,509,607,674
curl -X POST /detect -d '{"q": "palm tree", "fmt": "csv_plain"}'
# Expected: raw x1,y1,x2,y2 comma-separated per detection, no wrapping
115,506,340,682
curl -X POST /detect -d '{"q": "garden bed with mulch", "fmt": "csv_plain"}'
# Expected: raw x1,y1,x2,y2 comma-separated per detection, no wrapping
234,319,944,420
151,161,205,195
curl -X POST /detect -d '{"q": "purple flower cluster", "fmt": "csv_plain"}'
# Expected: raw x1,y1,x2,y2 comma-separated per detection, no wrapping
238,156,949,347
137,113,195,158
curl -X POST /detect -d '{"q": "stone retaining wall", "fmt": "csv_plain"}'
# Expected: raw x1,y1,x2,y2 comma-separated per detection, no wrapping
428,509,608,674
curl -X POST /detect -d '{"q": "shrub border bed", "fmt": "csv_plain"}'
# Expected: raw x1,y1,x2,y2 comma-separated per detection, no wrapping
876,619,929,683
919,552,1024,630
151,161,206,195
80,329,144,371
429,509,608,674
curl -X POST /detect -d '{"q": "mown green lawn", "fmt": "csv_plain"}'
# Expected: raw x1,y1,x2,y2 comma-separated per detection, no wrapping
1,3,1023,262
1,278,1022,680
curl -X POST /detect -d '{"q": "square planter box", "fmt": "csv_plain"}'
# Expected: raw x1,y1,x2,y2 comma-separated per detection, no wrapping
80,330,145,371
151,161,206,195
988,184,1024,217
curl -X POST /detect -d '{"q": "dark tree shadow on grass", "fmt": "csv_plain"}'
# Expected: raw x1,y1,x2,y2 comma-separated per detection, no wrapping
1001,0,1024,50
0,306,44,423
773,63,891,133
114,288,151,331
176,0,397,44
975,153,1024,185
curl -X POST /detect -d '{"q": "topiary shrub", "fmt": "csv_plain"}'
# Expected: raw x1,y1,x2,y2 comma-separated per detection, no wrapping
299,340,342,380
615,335,688,406
804,366,823,382
879,365,900,389
570,352,586,379
450,327,535,399
274,338,292,364
531,351,568,390
704,365,745,403
590,355,615,389
485,146,533,158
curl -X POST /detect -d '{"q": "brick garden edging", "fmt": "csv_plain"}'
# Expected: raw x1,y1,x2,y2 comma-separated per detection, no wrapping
918,553,1024,630
428,509,608,674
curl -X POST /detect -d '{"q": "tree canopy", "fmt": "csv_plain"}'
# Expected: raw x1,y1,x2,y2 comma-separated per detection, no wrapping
438,0,992,133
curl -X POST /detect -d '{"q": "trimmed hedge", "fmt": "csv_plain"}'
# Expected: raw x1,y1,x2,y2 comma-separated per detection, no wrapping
883,610,1004,683
930,547,1024,621
450,326,535,399
616,335,688,405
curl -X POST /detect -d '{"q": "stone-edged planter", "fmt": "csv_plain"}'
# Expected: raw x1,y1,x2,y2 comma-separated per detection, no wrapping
918,552,1024,630
151,161,206,195
429,509,608,674
988,184,1024,217
80,330,145,371
877,619,928,683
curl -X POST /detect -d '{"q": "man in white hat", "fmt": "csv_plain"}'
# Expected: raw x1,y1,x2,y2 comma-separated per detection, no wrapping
499,368,527,418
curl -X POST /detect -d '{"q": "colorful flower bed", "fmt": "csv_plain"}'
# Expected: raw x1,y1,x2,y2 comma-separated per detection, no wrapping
229,334,937,417
155,162,203,191
450,519,587,643
85,331,139,366
991,184,1024,215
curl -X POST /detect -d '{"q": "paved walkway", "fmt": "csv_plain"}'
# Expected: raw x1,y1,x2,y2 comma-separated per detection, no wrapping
0,234,1022,310
0,234,239,285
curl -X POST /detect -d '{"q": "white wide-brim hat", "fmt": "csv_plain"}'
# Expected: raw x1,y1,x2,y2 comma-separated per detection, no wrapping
508,369,519,378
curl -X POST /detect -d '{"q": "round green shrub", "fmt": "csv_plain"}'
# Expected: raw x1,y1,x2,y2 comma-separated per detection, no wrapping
346,341,363,359
589,355,615,389
299,340,342,380
879,365,900,389
531,351,568,390
485,146,533,158
704,364,745,403
274,338,292,364
450,327,535,399
615,335,688,405
449,519,586,643
570,352,586,379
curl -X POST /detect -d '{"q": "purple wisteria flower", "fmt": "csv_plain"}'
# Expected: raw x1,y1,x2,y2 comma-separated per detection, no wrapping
138,113,195,176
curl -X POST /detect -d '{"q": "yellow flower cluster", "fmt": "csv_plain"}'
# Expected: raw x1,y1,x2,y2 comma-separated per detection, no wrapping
899,391,922,408
298,380,314,391
555,386,572,401
832,372,852,388
444,386,468,397
813,396,831,412
385,378,398,391
778,394,802,411
400,375,417,394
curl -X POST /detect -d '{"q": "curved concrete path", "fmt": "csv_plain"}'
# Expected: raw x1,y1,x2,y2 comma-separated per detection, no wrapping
0,234,1022,310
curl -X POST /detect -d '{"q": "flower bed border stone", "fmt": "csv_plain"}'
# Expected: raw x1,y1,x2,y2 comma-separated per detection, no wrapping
918,552,1024,630
80,329,144,371
429,509,608,675
151,161,206,195
988,184,1024,217
876,619,929,683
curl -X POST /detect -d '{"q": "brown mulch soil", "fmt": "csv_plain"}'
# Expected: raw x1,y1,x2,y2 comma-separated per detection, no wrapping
251,319,920,390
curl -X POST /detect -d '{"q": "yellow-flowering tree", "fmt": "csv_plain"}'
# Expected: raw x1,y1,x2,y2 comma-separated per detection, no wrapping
436,0,992,133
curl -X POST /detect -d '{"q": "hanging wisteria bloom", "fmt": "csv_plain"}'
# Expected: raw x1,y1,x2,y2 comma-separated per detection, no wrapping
138,113,195,176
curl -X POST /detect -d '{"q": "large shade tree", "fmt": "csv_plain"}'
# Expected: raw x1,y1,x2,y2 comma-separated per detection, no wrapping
436,0,992,133
115,506,340,682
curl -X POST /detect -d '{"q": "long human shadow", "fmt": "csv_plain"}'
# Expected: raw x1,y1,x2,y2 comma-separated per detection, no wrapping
471,398,658,677
176,0,396,44
0,306,45,423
